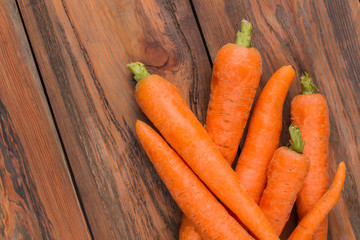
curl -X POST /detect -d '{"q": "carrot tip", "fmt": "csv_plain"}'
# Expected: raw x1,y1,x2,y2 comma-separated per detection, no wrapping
289,124,305,153
300,72,319,94
127,62,150,82
338,162,346,170
235,20,252,47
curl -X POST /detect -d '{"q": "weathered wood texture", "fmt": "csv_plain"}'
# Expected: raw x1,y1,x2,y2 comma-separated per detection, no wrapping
0,0,91,239
17,0,211,239
192,0,360,239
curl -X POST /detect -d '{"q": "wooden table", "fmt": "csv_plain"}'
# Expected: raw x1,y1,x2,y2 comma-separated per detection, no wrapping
0,0,359,239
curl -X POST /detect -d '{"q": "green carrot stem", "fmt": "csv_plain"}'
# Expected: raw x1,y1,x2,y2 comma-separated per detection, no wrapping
127,62,150,82
300,72,319,94
289,124,305,154
235,20,252,47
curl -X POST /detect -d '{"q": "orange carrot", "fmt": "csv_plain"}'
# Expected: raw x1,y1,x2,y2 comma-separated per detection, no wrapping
128,62,278,240
288,162,346,240
136,120,253,240
179,215,203,240
235,65,295,203
180,20,263,236
206,20,262,164
259,124,310,235
291,73,330,240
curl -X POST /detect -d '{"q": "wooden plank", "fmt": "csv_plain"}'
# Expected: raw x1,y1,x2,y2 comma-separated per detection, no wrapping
17,0,212,238
192,0,360,239
0,0,91,239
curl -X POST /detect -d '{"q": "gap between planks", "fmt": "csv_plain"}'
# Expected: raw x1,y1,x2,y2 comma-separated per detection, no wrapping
189,0,214,67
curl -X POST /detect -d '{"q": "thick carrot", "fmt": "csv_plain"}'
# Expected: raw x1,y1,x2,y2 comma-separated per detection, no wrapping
291,73,330,240
235,65,295,203
179,215,203,240
259,124,310,235
180,21,263,236
136,120,253,240
288,162,346,240
206,20,262,164
128,62,278,240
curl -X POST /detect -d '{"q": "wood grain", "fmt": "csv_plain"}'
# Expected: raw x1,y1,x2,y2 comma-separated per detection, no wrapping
192,0,360,239
0,0,91,239
16,0,211,238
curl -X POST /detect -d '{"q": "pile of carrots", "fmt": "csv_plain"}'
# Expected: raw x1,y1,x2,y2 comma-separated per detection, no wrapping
128,20,346,240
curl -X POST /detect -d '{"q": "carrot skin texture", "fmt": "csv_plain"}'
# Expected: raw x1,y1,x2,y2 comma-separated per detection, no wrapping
235,66,295,203
288,162,346,240
206,43,262,164
179,215,203,240
291,93,330,240
259,147,310,235
135,75,278,240
135,121,252,240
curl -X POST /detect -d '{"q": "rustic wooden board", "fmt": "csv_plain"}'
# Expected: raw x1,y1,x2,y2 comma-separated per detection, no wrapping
192,0,360,239
17,0,211,238
0,0,91,239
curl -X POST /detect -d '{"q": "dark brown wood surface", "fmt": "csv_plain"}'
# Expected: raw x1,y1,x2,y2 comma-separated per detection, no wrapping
0,0,359,239
0,0,91,239
192,0,360,239
16,0,211,239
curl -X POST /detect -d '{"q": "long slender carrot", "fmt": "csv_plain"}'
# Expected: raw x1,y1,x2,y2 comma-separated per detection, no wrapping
128,62,278,240
206,20,262,164
259,124,310,235
291,73,330,240
136,120,253,240
235,65,295,203
179,215,203,240
288,162,346,240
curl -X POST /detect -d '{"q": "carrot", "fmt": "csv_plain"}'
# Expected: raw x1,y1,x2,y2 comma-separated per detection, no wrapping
288,162,346,240
259,124,310,235
206,20,262,164
291,73,330,240
179,215,203,240
135,120,253,240
128,62,278,240
235,65,295,203
180,20,264,236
